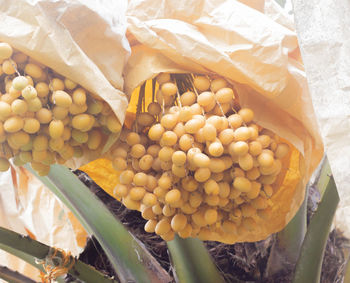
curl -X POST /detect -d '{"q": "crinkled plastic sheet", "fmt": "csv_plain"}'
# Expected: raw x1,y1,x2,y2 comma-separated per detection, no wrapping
293,0,350,237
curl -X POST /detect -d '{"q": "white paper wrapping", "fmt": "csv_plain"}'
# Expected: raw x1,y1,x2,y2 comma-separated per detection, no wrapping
0,167,87,281
293,0,350,237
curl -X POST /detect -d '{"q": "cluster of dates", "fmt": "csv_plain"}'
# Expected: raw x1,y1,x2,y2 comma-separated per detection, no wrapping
0,42,121,175
112,73,289,241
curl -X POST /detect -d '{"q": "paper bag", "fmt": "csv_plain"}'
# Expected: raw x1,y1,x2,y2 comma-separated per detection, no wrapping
0,0,130,277
108,0,323,243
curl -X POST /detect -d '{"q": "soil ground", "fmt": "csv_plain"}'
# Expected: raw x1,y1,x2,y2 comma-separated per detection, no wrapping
66,170,349,283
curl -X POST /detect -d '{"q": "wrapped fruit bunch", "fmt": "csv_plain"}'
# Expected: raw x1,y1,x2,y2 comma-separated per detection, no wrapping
112,73,291,242
0,42,121,176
